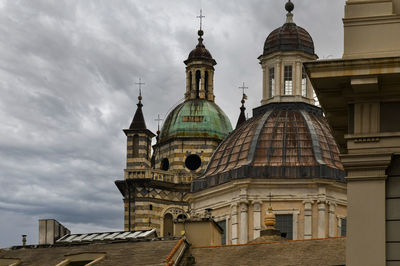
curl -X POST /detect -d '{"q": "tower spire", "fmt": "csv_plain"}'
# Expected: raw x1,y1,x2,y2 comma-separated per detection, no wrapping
129,78,147,130
235,82,248,129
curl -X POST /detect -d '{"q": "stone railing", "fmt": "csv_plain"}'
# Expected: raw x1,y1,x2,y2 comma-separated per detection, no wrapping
124,169,193,184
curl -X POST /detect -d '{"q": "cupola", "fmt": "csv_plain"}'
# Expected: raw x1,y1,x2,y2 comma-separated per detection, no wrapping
259,0,318,106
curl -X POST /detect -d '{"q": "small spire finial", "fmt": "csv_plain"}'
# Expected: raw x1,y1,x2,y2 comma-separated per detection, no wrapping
285,0,295,23
238,82,248,99
155,114,163,135
135,78,145,102
285,0,294,13
264,193,276,229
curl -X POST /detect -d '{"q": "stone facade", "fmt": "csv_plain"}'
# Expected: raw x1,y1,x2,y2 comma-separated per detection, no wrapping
305,1,400,264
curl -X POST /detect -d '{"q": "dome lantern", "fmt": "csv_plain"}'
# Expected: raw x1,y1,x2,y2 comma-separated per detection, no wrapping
258,0,318,106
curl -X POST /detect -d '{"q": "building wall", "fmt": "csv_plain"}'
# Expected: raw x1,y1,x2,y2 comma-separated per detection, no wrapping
187,178,347,244
154,138,221,176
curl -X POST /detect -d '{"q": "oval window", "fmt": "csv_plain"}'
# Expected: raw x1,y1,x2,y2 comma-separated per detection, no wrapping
161,158,169,171
185,154,201,171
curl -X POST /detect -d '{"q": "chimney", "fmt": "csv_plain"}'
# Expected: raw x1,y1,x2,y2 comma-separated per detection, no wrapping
39,219,70,245
22,235,26,246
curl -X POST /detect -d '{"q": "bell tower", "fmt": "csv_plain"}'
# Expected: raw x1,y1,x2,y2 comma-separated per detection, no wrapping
184,10,217,102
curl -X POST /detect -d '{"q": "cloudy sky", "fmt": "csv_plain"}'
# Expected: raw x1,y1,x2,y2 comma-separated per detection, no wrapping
0,0,345,247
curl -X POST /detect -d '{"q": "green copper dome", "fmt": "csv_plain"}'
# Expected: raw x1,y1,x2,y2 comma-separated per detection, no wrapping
160,99,232,141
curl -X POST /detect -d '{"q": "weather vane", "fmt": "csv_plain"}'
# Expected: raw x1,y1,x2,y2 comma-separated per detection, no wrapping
197,9,205,30
238,82,248,100
135,77,145,98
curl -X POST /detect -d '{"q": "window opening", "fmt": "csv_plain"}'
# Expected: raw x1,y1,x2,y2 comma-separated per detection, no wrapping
301,66,307,97
276,214,293,240
205,71,209,97
133,134,139,158
341,218,347,236
217,220,226,245
284,66,293,95
195,70,201,99
161,158,169,171
269,67,275,98
149,204,153,211
185,154,201,171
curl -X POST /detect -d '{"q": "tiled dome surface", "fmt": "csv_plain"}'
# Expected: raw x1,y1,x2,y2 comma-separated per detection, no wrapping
192,102,345,192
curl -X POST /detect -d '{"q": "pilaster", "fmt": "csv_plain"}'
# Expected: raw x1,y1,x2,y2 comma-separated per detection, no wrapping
239,201,248,244
231,203,238,244
317,200,326,238
303,200,313,239
252,201,262,239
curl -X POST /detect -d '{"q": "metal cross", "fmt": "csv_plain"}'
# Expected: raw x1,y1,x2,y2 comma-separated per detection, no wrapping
197,9,205,30
238,82,248,95
135,77,145,97
155,114,163,130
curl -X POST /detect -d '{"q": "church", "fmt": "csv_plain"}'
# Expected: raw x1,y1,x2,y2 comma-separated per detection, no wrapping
115,0,347,244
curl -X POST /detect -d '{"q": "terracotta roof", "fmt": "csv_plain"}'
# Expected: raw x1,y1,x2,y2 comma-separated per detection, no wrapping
0,239,182,266
263,22,315,56
189,237,345,266
192,102,344,192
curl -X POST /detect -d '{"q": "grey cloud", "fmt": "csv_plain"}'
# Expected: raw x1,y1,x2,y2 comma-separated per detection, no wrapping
0,0,345,247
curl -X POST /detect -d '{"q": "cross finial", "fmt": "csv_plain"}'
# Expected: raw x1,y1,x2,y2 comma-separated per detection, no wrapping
238,82,248,102
238,82,248,95
135,77,145,99
197,9,205,31
155,114,163,131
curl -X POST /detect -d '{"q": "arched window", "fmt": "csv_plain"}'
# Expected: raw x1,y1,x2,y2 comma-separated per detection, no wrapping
205,71,209,97
195,70,201,99
269,67,275,98
163,213,173,237
133,134,139,158
161,158,169,171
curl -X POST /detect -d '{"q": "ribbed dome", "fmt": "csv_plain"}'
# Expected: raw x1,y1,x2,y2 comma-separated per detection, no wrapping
160,99,232,142
263,22,315,56
191,102,344,192
184,30,216,65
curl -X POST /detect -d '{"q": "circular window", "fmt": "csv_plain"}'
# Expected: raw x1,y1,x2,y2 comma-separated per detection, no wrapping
161,158,169,171
185,154,201,171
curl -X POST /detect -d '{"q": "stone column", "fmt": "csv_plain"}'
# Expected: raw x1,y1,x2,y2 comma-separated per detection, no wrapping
303,200,313,239
317,200,326,238
253,201,261,239
231,203,238,244
275,61,281,96
200,69,206,99
239,201,248,244
185,71,190,100
191,69,197,99
328,202,336,237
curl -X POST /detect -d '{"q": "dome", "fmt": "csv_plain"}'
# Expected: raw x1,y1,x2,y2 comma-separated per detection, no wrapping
160,99,232,142
191,102,345,192
263,23,315,56
184,30,216,65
